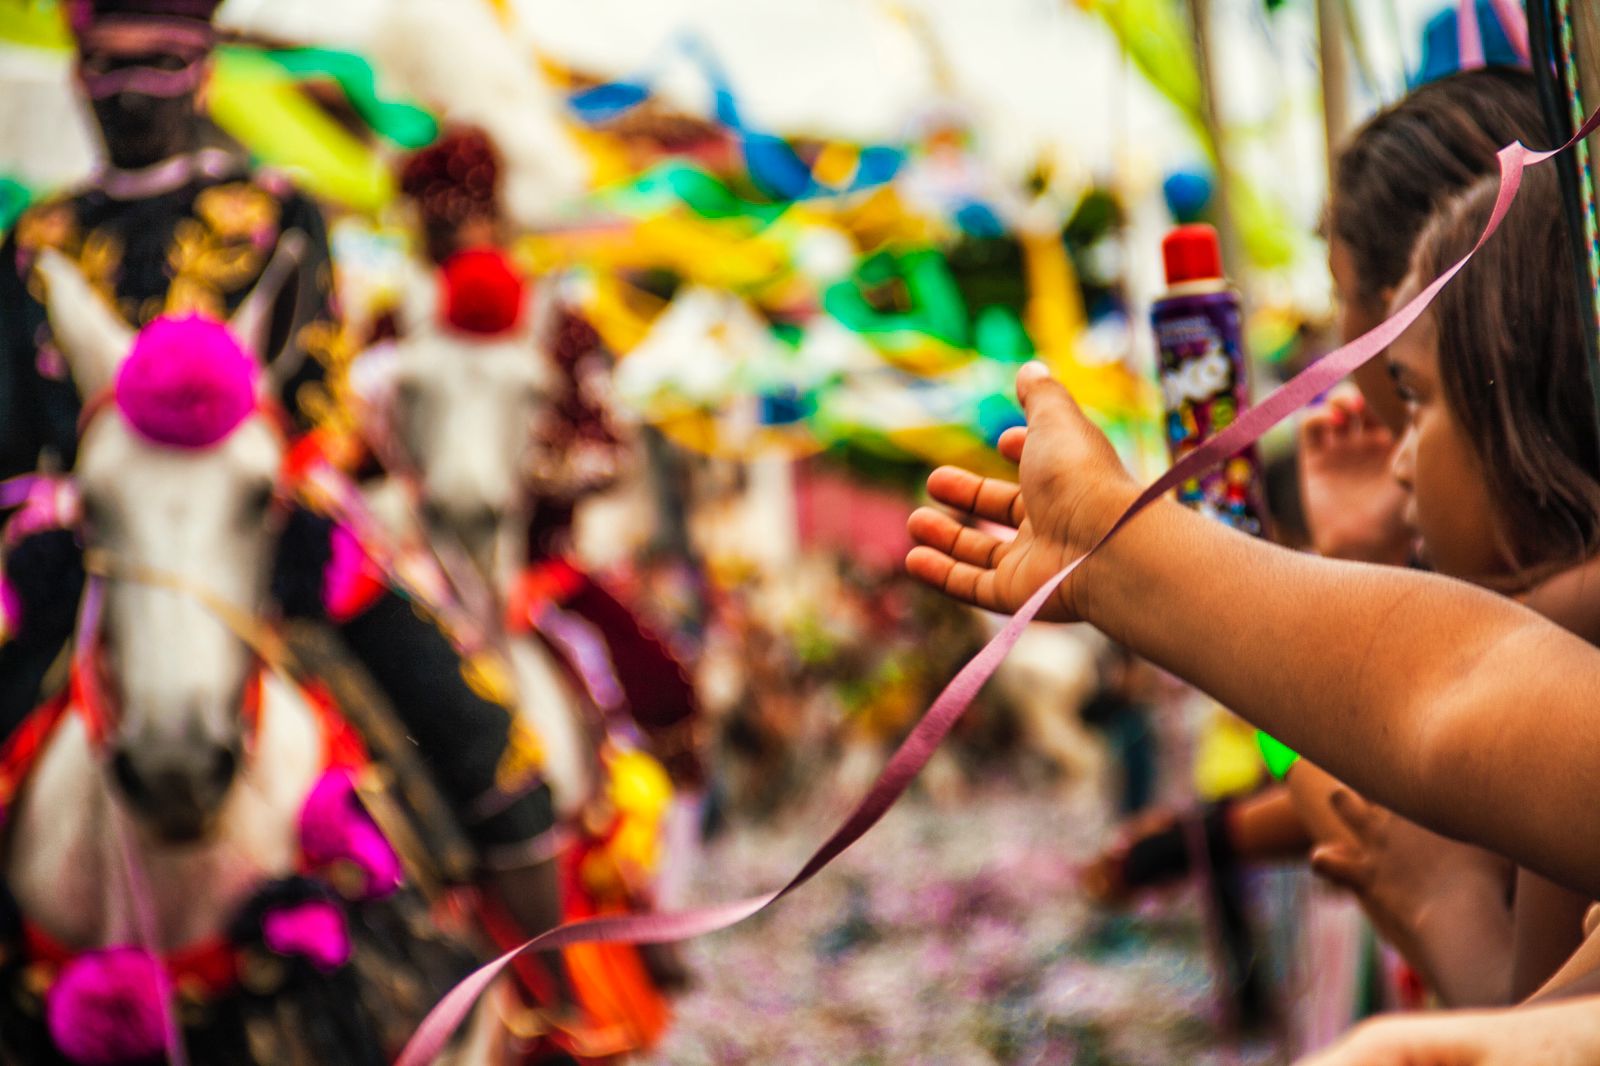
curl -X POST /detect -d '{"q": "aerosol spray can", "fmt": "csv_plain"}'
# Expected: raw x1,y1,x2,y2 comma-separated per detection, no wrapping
1149,223,1267,537
1150,224,1295,779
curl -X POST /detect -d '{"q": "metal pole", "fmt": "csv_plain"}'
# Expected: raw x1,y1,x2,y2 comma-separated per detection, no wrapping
1187,0,1246,277
1317,0,1351,189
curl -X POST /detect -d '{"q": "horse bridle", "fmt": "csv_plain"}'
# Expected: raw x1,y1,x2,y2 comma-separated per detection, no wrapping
70,388,296,747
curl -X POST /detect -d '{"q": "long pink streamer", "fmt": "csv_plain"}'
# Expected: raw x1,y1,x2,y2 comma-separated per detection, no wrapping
1484,0,1531,64
397,112,1600,1066
1459,0,1485,70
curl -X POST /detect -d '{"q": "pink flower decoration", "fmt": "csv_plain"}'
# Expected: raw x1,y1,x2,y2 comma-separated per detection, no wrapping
0,577,20,636
114,314,259,449
45,946,170,1066
321,524,386,623
299,769,403,901
262,900,352,972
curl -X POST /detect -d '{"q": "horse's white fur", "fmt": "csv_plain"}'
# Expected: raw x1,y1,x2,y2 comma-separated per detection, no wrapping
506,639,595,817
7,250,321,952
77,415,280,766
33,248,132,397
8,672,321,949
377,267,599,817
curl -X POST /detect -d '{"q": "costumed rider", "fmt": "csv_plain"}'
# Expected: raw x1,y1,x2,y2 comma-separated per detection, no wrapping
397,130,706,794
0,0,582,1023
392,128,708,988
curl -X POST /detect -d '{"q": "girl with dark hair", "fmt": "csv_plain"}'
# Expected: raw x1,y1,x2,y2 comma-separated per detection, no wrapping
905,109,1600,1057
1303,165,1600,1008
1087,67,1567,1013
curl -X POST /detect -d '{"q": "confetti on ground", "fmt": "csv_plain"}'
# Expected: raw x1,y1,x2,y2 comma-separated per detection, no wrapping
646,778,1288,1066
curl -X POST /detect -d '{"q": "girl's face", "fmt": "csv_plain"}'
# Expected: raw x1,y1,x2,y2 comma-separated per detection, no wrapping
1386,296,1512,584
1328,238,1407,433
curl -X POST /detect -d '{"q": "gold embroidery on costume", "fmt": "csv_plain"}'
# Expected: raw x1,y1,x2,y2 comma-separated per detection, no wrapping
495,719,547,793
296,320,360,434
165,184,282,318
19,204,123,311
166,218,257,318
194,182,280,242
15,202,77,258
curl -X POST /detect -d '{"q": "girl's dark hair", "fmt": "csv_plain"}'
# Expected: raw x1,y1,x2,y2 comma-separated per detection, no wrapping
1411,165,1600,573
1330,67,1544,307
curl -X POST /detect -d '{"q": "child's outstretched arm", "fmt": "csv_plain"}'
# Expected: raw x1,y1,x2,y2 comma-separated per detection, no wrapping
907,363,1600,897
1300,996,1600,1066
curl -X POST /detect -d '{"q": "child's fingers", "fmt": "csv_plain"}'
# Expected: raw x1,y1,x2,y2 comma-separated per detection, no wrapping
905,547,1006,613
1328,787,1378,838
998,426,1027,463
1310,843,1374,892
926,467,1026,527
907,508,1007,568
1300,406,1336,450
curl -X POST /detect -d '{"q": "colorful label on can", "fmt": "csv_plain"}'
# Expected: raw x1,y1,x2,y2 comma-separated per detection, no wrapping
1150,289,1266,537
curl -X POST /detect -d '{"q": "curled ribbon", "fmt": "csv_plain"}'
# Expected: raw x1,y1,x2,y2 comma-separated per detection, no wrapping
397,108,1600,1066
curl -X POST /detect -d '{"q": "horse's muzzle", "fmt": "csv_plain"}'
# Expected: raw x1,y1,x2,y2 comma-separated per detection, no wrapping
109,740,240,842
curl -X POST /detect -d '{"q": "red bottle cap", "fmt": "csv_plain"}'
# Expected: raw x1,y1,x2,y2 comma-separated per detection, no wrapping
1162,224,1224,285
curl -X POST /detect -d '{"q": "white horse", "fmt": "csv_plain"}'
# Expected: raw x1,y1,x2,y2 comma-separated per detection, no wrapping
7,250,323,956
9,249,517,1066
359,268,601,821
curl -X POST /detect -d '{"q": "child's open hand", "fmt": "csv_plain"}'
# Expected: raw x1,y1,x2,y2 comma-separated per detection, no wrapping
1298,387,1411,564
906,363,1140,622
1310,787,1514,1005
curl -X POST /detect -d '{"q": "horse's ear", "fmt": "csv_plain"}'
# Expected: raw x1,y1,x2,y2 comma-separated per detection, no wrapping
522,275,561,349
228,229,307,364
35,248,134,398
395,257,441,341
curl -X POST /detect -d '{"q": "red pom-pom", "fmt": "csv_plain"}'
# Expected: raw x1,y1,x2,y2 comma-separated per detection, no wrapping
439,248,525,336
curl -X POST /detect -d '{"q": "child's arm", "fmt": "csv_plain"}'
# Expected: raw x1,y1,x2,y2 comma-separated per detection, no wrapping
1510,871,1592,1002
1308,785,1516,1007
1300,996,1600,1066
907,364,1600,897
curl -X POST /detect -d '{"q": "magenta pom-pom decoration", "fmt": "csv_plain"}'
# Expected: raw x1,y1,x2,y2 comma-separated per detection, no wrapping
262,899,353,972
299,769,404,901
114,314,259,449
45,947,170,1066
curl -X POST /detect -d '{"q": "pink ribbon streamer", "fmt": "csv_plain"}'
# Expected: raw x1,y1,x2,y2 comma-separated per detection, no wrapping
396,110,1600,1066
74,576,189,1066
0,475,39,510
1458,0,1485,70
1485,0,1531,65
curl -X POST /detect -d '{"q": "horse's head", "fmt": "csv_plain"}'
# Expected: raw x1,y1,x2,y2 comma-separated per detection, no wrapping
389,250,558,582
37,245,296,841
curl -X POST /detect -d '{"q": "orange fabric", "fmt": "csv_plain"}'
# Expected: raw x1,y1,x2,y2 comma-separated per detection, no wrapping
561,919,670,1053
558,833,670,1053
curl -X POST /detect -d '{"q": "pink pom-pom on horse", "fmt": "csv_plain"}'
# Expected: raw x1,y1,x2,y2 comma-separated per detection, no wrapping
114,314,260,450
